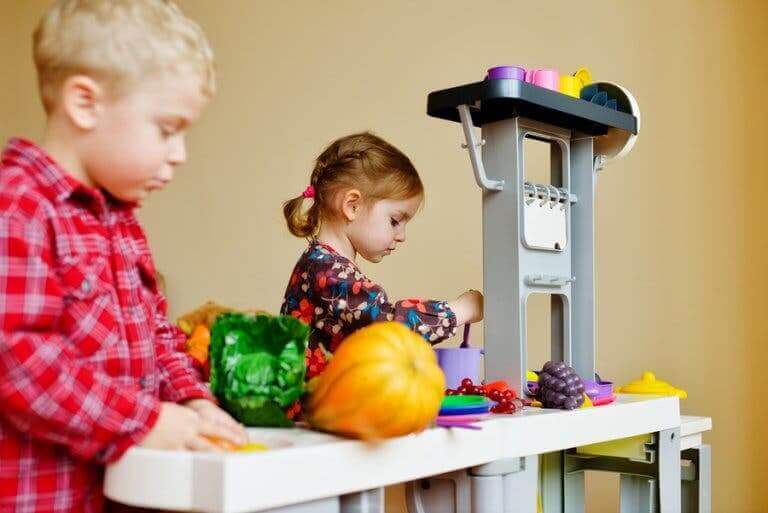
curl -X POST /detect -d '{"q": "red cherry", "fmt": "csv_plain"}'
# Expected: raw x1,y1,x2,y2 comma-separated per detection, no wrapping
499,399,512,409
475,386,486,395
503,390,516,399
489,390,502,401
457,386,468,394
491,405,504,414
461,378,474,388
446,389,457,396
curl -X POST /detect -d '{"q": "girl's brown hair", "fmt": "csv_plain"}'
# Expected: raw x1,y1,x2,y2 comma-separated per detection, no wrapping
283,132,424,238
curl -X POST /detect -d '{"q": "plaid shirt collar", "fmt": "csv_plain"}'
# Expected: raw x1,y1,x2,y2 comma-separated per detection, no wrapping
1,138,137,214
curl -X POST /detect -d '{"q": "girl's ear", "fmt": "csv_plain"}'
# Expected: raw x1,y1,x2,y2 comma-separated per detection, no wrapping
340,189,362,222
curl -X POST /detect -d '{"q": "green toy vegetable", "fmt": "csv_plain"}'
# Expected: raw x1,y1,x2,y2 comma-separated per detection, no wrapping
209,312,309,427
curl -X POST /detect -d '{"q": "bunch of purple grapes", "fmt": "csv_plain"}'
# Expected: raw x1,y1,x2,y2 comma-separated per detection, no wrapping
536,361,585,410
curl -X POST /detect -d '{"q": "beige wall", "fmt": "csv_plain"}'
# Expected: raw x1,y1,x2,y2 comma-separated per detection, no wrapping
1,1,766,511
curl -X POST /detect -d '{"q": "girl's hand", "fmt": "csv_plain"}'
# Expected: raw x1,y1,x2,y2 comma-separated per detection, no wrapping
448,289,484,325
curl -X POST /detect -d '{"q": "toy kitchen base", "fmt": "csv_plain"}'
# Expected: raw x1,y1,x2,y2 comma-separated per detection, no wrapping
407,416,711,513
104,397,709,513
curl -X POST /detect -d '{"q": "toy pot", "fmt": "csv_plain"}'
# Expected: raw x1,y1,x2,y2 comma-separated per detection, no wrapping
434,347,484,390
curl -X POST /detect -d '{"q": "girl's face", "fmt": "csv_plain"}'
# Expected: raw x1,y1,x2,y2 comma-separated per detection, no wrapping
348,195,422,263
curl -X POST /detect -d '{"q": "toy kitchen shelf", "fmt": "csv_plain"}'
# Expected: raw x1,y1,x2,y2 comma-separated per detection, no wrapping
426,78,638,135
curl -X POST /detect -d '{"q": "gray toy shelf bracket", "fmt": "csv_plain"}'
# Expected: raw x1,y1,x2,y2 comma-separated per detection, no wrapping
457,104,505,191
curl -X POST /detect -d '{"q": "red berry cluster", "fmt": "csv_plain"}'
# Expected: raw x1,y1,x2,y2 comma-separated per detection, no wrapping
445,378,527,414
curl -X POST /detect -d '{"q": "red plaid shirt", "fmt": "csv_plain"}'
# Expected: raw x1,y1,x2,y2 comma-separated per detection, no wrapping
0,139,212,513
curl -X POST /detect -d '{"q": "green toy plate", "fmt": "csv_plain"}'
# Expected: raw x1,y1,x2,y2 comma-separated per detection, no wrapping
440,395,491,409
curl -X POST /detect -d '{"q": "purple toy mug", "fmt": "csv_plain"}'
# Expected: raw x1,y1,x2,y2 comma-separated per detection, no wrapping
486,65,526,81
524,68,560,91
435,347,484,390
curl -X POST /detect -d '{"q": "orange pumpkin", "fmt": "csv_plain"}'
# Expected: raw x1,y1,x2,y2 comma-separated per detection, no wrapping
304,322,445,440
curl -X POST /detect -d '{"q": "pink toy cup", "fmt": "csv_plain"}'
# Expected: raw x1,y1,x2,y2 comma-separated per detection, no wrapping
435,347,484,390
524,68,560,91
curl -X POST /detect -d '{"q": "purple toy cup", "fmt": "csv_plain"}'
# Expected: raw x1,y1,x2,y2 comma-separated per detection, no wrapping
486,65,526,81
583,380,600,399
584,379,614,400
597,381,614,398
435,347,484,390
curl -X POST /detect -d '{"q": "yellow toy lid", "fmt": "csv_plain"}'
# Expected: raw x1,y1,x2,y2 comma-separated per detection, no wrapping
573,67,593,87
617,371,687,399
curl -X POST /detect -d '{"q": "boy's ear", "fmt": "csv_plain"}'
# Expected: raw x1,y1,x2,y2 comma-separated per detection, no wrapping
340,189,362,222
60,75,106,131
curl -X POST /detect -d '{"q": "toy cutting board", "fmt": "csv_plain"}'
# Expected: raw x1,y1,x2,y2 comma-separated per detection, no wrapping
523,198,567,251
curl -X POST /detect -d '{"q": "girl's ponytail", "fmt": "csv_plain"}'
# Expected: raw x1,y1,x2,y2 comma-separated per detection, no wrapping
283,193,319,238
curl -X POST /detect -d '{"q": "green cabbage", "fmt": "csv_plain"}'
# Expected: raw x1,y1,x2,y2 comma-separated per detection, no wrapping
210,313,308,427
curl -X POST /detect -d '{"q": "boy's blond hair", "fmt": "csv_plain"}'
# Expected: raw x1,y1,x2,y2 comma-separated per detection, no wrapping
33,0,215,113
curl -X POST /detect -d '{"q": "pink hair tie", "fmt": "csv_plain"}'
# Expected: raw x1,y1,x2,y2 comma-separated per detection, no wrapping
302,185,315,199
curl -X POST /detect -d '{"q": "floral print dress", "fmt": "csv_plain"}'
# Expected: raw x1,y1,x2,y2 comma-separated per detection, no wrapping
281,239,458,378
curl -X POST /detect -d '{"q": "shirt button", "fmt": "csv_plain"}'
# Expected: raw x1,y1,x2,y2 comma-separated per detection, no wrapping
80,279,92,294
139,376,151,389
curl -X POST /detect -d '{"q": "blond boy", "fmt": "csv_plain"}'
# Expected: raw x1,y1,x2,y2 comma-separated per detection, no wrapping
0,2,246,511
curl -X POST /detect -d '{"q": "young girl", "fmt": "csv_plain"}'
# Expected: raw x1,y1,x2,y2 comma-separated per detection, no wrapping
281,132,483,378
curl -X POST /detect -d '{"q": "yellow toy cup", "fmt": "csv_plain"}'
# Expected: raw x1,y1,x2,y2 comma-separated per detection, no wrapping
560,76,582,98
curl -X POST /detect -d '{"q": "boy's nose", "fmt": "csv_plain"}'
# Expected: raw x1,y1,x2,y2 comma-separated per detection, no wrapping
167,135,187,165
395,230,406,242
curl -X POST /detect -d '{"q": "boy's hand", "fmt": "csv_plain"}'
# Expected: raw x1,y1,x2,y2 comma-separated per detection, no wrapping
138,402,246,452
449,289,484,325
183,399,249,447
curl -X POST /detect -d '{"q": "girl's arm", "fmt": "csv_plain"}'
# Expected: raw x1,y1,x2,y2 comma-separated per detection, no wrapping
313,261,480,344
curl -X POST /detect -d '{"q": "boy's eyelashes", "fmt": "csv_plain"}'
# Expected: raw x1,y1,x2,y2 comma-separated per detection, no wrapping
157,117,190,137
390,217,400,227
158,124,189,139
158,125,176,137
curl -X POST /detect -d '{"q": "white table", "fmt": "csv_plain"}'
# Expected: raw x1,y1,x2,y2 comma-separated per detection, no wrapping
104,394,713,513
